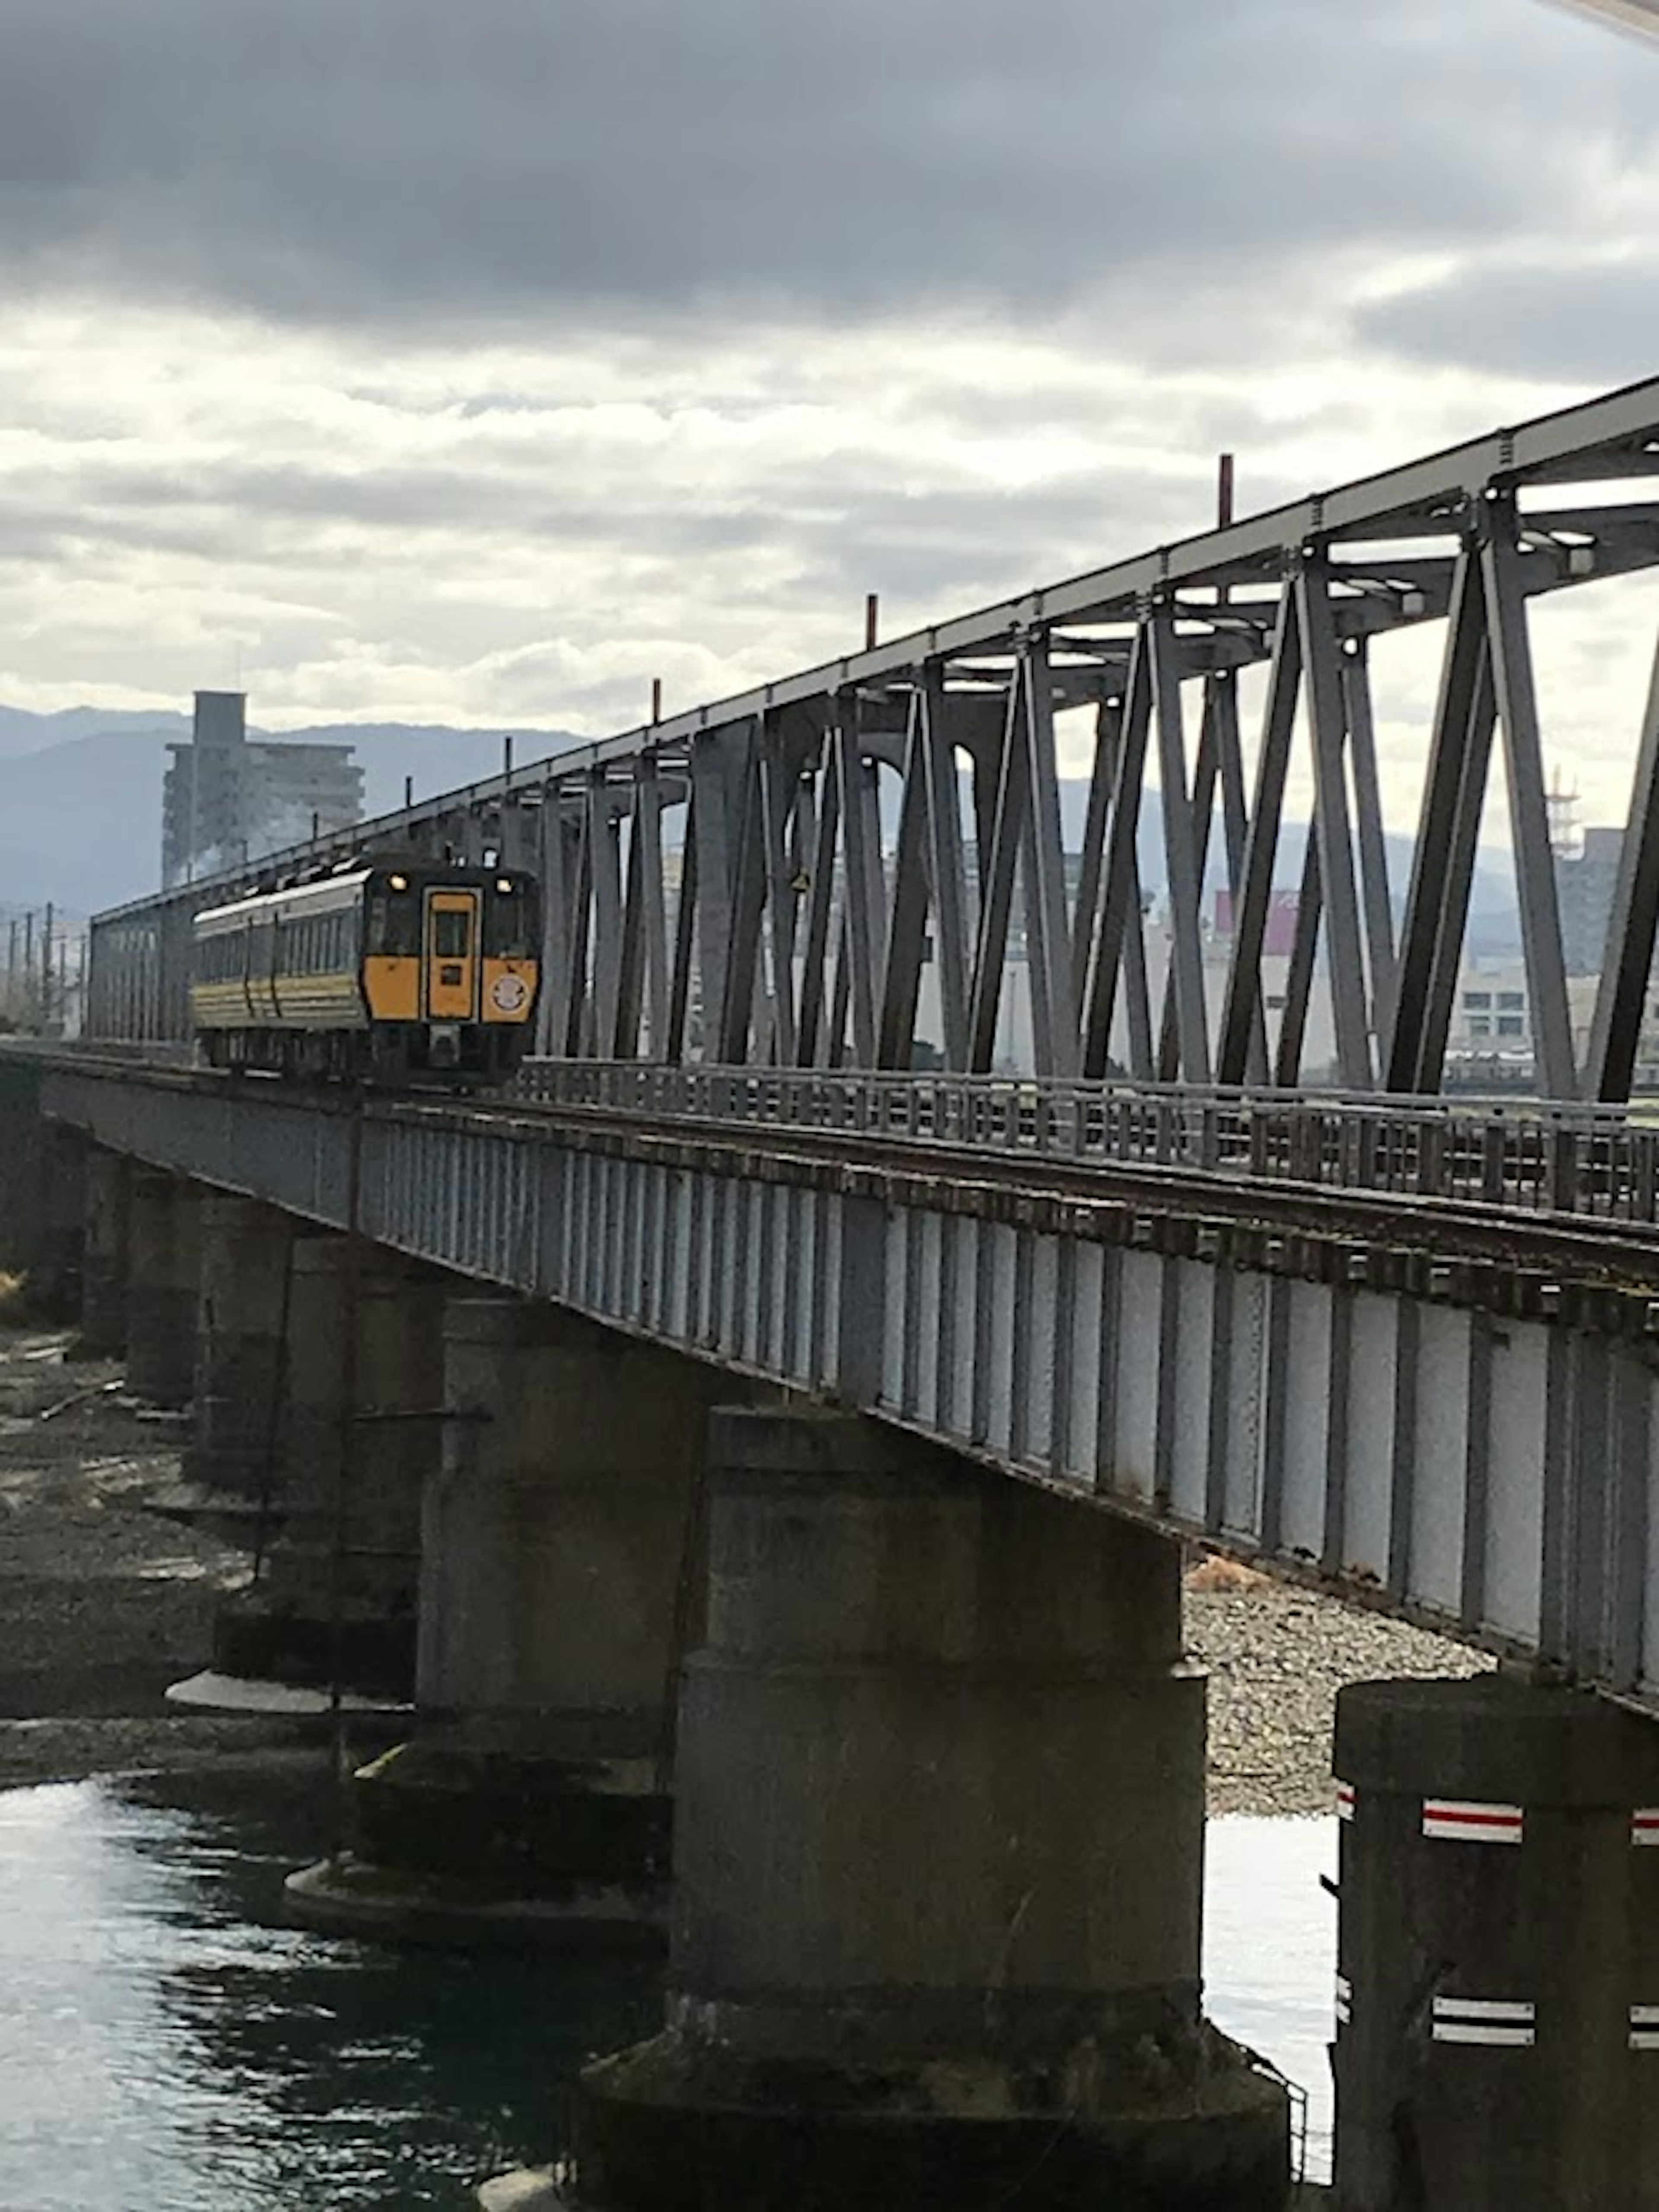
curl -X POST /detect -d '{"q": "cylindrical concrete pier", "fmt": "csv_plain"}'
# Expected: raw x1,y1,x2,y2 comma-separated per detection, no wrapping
576,1405,1289,2210
179,1193,298,1513
76,1146,130,1357
286,1296,729,1945
1333,1675,1659,2210
125,1170,204,1408
211,1235,448,1698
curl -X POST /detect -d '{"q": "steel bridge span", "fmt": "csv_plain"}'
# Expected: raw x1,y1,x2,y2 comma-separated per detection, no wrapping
27,1045,1659,1724
19,368,1659,2206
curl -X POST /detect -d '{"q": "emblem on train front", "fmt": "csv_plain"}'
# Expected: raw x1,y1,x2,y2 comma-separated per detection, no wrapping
490,973,529,1014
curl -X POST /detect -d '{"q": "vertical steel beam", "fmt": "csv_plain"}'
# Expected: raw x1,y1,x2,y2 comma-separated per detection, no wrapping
667,802,697,1063
1386,547,1488,1095
716,732,767,1064
587,774,624,1052
634,758,670,1059
1151,609,1211,1085
614,786,646,1060
1274,836,1322,1087
534,786,572,1057
1081,623,1154,1079
966,678,1027,1073
797,729,840,1068
834,706,882,1068
1341,638,1397,1053
1298,558,1373,1087
919,667,972,1071
1071,694,1120,1016
1217,590,1302,1087
877,692,934,1069
1017,633,1081,1080
1587,630,1659,1102
757,717,802,1066
1481,496,1576,1099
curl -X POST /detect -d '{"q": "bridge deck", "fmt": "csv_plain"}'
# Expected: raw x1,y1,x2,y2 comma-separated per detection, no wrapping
25,1045,1659,1720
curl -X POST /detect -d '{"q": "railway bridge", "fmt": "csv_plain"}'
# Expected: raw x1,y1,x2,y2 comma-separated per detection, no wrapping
10,373,1659,2208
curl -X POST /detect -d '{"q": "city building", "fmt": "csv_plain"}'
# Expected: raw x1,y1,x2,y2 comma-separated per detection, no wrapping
161,691,363,887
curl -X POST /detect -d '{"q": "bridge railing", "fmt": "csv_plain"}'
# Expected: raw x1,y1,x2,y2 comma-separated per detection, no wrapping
512,1061,1659,1227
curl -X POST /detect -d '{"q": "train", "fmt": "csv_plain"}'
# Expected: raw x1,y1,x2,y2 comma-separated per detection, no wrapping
190,858,541,1084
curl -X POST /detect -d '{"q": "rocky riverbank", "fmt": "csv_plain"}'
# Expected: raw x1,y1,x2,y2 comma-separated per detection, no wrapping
0,1315,315,1789
1188,1559,1491,1816
0,1315,1489,1808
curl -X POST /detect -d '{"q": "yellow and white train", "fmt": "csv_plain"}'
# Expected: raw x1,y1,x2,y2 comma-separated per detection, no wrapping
191,859,541,1084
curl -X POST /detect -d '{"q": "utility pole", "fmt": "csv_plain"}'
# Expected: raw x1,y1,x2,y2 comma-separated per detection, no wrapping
41,902,53,1032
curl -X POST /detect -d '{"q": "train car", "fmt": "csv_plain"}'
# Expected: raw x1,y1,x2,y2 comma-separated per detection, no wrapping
191,859,540,1084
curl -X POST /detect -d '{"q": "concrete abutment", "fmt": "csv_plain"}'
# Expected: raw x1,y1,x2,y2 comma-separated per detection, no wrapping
209,1233,447,1700
125,1168,204,1408
574,1404,1289,2212
77,1146,131,1357
286,1294,731,1945
1333,1675,1659,2210
175,1191,299,1517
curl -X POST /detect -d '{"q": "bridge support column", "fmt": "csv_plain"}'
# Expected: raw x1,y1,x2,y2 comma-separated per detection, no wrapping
125,1170,204,1407
286,1296,726,1946
1334,1676,1659,2211
207,1235,447,1701
575,1406,1289,2212
173,1193,298,1519
76,1147,131,1358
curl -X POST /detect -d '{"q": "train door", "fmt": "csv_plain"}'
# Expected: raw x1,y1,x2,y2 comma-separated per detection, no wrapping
423,889,481,1019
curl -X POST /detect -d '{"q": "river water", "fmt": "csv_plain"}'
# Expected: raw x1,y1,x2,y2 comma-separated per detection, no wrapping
0,1764,1337,2209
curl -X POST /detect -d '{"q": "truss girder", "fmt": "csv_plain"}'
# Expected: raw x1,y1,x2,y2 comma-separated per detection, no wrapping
82,377,1659,1102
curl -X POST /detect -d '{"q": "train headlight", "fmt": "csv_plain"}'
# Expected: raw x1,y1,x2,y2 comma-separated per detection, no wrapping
388,874,409,891
496,877,513,893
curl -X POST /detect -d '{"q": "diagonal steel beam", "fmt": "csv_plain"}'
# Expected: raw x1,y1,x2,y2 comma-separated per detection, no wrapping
1587,630,1659,1101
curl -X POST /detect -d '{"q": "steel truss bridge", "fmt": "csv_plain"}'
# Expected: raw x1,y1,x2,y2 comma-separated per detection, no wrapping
53,373,1659,1722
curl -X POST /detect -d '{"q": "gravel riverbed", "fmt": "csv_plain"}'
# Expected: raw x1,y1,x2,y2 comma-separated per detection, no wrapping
0,1317,1489,1809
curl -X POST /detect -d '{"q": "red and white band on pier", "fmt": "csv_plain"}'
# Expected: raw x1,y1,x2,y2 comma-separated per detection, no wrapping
1332,1789,1659,1842
1422,1799,1524,1844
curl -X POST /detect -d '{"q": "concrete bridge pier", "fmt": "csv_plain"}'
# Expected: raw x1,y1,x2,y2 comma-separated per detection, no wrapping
125,1169,205,1408
286,1296,728,1946
76,1146,131,1358
1333,1675,1659,2209
574,1405,1290,2212
206,1233,448,1702
171,1192,299,1521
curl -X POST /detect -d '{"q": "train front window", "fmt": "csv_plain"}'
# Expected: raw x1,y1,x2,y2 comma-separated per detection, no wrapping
483,884,533,958
368,887,420,957
432,908,472,959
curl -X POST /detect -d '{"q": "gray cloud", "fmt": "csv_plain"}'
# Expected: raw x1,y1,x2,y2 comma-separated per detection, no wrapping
1358,254,1659,383
0,0,1648,334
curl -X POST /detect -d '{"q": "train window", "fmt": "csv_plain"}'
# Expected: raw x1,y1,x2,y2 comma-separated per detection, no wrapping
483,885,533,958
432,908,472,958
368,887,420,957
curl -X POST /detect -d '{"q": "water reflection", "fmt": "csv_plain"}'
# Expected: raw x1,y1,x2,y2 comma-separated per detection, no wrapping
1205,1816,1338,2183
0,1769,1336,2208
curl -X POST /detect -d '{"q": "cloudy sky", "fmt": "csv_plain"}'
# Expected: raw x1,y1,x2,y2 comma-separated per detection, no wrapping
2,0,1658,828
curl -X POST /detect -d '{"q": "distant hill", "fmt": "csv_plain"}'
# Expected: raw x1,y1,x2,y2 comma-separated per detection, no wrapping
0,713,585,912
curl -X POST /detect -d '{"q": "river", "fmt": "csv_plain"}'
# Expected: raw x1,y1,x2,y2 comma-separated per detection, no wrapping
0,1762,1336,2209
